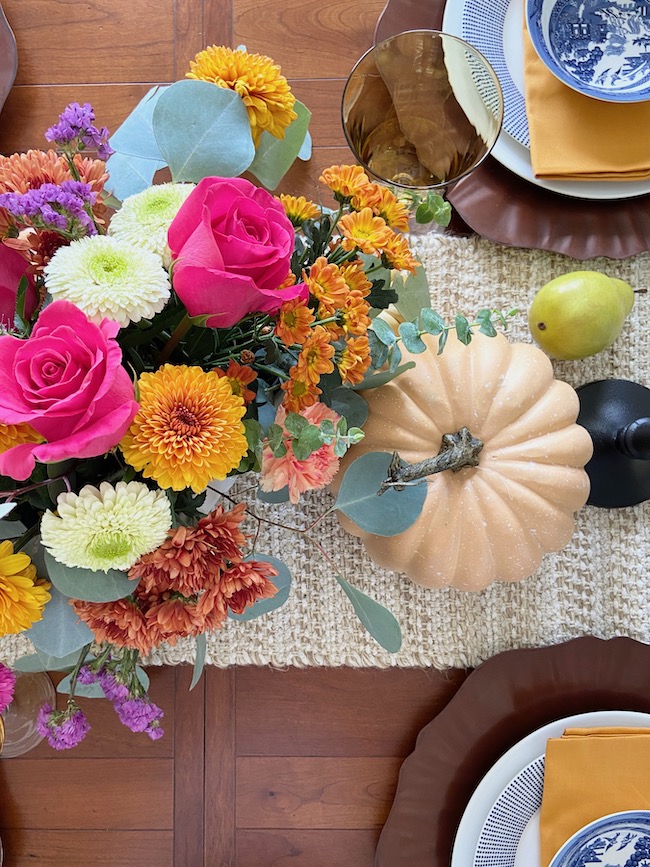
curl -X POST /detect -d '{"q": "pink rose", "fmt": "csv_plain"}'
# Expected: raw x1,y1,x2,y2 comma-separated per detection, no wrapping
0,243,37,328
168,176,307,327
0,299,139,480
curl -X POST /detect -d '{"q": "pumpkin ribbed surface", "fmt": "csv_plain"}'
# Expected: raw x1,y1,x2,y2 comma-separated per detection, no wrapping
336,330,593,591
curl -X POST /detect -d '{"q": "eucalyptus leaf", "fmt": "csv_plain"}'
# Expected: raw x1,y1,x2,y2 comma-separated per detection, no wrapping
370,317,398,347
58,673,105,698
292,425,324,461
190,633,207,690
228,555,291,621
334,451,426,536
13,649,85,673
335,575,402,652
388,342,403,373
367,328,390,368
420,307,445,335
455,315,473,346
27,584,95,657
284,413,309,437
353,362,416,391
44,551,139,603
320,384,369,429
247,100,312,190
136,666,150,691
393,263,430,323
437,328,449,355
298,129,312,160
398,321,427,354
256,486,290,504
0,503,16,519
0,519,27,540
153,80,255,181
104,151,166,201
109,85,166,159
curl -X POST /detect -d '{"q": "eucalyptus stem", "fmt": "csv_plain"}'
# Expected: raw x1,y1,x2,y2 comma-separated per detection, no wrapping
13,522,39,552
378,427,484,495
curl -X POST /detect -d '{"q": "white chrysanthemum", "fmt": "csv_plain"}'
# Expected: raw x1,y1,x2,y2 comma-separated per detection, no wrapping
108,183,195,261
43,235,171,327
41,481,172,572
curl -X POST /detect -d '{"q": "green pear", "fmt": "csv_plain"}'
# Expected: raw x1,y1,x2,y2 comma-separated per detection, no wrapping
528,271,635,360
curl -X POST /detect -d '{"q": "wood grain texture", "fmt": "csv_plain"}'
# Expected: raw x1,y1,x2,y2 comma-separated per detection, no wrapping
236,667,468,757
1,830,174,866
174,666,206,867
236,830,381,867
204,669,236,867
236,757,401,829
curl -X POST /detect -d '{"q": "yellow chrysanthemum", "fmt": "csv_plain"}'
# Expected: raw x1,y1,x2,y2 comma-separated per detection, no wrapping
120,364,248,493
338,208,393,255
279,194,320,227
0,540,50,635
0,422,44,454
319,165,371,200
187,46,297,146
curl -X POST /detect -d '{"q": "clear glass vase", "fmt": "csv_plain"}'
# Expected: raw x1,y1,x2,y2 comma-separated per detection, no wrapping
1,670,56,758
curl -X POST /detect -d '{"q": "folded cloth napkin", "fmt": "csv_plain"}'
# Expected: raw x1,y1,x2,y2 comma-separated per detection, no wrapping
522,25,650,181
539,727,650,866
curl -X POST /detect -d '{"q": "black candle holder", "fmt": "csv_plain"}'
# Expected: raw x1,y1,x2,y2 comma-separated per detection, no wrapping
576,379,650,508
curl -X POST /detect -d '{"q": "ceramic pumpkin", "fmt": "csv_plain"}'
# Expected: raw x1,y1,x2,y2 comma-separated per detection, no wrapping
336,329,593,591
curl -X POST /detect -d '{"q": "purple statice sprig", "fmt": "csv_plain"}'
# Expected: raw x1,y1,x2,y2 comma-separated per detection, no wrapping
114,697,164,740
37,700,90,750
0,181,98,238
45,102,114,162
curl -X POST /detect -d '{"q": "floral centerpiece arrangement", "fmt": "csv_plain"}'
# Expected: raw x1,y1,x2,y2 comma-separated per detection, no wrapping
0,44,507,750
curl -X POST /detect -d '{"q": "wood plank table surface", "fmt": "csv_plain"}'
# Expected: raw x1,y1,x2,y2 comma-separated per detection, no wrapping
0,0,472,864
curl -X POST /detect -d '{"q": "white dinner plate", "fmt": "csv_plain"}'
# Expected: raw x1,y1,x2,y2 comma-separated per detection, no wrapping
450,710,650,867
442,0,650,200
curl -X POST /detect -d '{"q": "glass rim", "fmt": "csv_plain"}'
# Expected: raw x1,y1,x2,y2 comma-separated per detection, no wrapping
341,29,505,191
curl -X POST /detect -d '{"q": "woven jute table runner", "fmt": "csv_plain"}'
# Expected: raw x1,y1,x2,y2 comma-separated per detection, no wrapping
3,234,650,670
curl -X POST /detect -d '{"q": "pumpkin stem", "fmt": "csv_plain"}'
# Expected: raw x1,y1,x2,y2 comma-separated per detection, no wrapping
378,427,484,494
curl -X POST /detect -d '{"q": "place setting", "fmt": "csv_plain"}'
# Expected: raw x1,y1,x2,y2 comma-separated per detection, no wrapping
374,0,650,259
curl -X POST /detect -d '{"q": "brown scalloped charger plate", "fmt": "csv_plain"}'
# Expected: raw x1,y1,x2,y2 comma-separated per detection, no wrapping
373,0,650,260
374,636,650,867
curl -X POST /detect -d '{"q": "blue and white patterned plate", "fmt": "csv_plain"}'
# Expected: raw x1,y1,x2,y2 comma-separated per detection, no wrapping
549,810,650,867
474,755,545,867
528,0,650,103
450,711,650,867
442,0,650,199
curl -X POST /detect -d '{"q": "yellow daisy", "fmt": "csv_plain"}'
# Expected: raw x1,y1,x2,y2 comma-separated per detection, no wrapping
279,194,320,227
0,541,50,635
0,422,44,454
187,46,297,146
120,364,248,493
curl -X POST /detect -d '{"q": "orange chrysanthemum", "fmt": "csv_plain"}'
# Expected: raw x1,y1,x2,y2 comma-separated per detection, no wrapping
381,231,419,274
275,297,315,346
216,360,257,404
280,368,322,413
120,364,248,493
339,259,372,298
295,325,335,384
352,184,410,232
338,208,393,255
143,593,206,646
337,335,372,385
319,165,371,200
277,270,297,290
303,257,348,308
337,292,371,337
70,596,154,655
0,541,50,635
217,560,278,615
187,46,297,146
279,194,320,226
129,503,248,596
0,422,43,454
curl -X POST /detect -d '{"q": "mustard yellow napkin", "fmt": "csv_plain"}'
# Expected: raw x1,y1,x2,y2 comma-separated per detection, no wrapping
539,727,650,867
522,24,650,180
